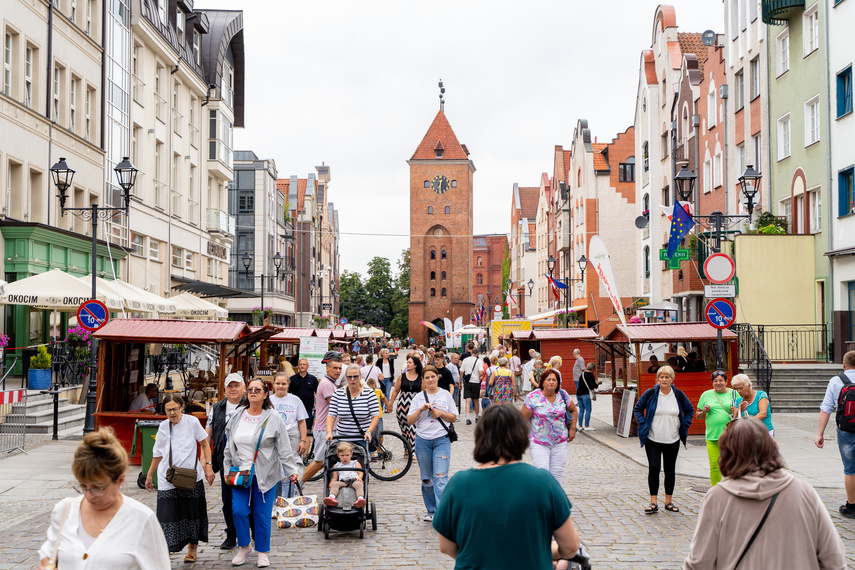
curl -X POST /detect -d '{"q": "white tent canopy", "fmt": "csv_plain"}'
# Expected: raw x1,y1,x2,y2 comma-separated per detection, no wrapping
0,268,124,310
455,325,485,335
170,292,228,319
74,276,177,315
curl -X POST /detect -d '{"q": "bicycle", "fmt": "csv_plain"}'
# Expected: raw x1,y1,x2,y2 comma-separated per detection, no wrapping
301,431,413,482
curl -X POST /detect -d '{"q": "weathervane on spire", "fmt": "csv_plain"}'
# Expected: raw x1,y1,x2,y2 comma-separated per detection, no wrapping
438,79,445,110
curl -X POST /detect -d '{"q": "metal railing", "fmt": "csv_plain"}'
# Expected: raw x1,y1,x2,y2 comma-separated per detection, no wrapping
173,109,183,136
51,340,90,388
154,93,167,123
188,122,199,148
731,323,773,395
132,74,145,105
762,0,805,24
749,324,829,362
154,179,167,209
206,208,235,235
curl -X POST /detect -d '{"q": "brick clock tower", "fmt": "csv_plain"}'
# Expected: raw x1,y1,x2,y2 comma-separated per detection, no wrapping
408,100,475,347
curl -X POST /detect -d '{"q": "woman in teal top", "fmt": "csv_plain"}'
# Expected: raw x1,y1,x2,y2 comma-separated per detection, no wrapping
433,405,580,569
695,370,736,486
731,373,774,436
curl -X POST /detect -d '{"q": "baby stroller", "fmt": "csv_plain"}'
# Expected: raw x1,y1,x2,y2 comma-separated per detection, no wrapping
318,439,378,539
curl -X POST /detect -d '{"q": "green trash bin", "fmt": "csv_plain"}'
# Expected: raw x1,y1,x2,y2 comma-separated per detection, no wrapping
131,419,162,489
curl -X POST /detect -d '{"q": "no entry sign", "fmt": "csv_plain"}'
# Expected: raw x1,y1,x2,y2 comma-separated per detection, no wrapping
77,299,110,332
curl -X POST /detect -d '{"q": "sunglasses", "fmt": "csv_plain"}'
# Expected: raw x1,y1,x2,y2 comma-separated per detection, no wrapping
346,375,361,380
247,387,265,393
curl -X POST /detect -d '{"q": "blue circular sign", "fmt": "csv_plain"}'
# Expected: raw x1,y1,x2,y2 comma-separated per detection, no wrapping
340,317,348,325
77,300,110,332
705,298,735,329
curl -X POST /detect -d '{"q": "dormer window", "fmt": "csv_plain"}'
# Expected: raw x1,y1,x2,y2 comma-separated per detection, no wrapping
434,141,444,159
193,30,201,65
177,10,185,45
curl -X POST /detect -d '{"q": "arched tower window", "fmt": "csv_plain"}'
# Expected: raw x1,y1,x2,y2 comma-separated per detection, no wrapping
430,288,436,297
441,271,446,280
477,256,483,266
430,271,436,280
441,249,447,260
430,250,436,260
428,206,433,214
441,288,447,297
445,206,450,214
644,246,650,278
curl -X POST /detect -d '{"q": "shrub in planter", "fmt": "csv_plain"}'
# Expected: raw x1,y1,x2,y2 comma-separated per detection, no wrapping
28,345,52,390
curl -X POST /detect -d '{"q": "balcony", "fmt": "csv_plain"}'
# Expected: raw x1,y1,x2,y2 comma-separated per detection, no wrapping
173,109,183,136
132,74,145,105
762,0,805,24
207,208,235,236
153,179,167,210
155,93,167,123
188,122,199,149
674,138,691,165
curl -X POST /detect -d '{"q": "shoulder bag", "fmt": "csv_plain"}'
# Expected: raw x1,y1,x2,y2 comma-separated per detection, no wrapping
166,421,199,490
226,413,270,488
346,388,378,452
558,390,574,432
43,499,73,570
734,492,779,568
422,390,458,443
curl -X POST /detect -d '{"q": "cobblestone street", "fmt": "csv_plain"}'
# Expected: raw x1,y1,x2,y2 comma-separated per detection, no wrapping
0,401,853,569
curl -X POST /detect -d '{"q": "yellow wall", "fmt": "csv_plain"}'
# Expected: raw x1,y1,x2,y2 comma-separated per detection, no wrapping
734,234,815,327
491,320,532,347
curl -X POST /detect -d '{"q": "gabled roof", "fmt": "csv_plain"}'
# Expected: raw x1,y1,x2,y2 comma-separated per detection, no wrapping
592,143,609,172
563,151,571,178
519,187,539,219
411,110,469,160
678,33,709,74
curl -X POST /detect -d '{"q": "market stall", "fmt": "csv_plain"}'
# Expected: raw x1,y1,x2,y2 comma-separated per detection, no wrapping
598,322,739,435
506,328,598,394
91,319,279,464
256,328,356,375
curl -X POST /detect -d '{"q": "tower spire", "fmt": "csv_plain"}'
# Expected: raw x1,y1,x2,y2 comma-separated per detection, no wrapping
438,79,445,111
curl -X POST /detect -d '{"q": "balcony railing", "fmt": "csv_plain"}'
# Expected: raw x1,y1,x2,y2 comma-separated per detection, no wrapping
206,208,235,236
674,138,690,164
153,179,167,210
739,323,829,362
172,109,183,136
171,190,182,218
188,200,199,226
762,0,805,24
154,93,166,123
188,122,199,149
132,74,145,105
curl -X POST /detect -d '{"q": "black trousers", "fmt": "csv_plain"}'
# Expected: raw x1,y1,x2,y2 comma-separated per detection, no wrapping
644,439,680,496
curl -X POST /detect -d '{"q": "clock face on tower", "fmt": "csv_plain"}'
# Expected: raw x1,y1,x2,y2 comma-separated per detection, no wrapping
431,175,450,194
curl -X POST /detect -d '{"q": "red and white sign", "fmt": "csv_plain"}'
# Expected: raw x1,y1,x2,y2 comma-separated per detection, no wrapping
493,304,502,313
588,236,627,327
0,389,24,405
704,253,736,284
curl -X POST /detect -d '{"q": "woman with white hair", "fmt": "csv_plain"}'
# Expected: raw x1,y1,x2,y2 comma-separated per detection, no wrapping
731,374,774,437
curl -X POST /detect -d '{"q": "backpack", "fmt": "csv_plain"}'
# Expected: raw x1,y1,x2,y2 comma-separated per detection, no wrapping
836,373,855,433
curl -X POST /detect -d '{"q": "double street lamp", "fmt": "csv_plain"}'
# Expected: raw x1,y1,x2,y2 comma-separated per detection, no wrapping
242,251,282,324
507,278,535,318
50,156,138,433
672,164,762,367
547,254,588,327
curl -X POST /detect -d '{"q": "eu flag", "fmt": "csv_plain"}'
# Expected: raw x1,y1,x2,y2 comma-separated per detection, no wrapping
666,200,695,258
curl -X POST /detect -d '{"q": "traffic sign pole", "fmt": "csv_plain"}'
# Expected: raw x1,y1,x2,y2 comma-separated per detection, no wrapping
705,298,736,370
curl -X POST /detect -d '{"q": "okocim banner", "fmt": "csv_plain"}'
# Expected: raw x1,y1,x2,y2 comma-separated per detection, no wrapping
587,236,627,327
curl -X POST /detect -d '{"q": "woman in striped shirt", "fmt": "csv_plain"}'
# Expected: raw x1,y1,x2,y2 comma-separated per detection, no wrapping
326,364,380,452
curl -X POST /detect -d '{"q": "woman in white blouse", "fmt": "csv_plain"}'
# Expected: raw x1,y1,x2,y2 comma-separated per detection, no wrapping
37,428,170,569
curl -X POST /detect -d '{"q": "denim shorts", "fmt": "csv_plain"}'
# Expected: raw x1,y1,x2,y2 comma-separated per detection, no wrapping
838,429,855,476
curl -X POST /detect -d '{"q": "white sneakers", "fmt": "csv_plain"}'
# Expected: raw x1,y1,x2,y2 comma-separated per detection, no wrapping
423,513,434,522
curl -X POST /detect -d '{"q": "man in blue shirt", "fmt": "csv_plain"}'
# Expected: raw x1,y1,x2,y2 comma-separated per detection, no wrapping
816,350,855,518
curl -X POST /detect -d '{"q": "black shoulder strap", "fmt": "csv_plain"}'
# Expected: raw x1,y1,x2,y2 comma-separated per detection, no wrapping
346,388,366,438
735,492,779,568
422,390,454,437
839,372,852,386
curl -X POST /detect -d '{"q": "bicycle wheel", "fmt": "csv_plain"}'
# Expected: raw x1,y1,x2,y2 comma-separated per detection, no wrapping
368,431,413,481
301,435,324,482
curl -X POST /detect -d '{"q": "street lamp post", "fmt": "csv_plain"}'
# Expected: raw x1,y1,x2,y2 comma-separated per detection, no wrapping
242,251,283,324
308,277,316,326
50,156,138,433
547,254,588,327
673,164,762,368
486,289,493,322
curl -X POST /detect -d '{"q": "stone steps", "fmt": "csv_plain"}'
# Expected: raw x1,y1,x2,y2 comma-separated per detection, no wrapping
0,389,88,435
746,364,839,414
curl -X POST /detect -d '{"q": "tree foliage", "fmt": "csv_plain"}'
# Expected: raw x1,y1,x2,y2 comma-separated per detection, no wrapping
339,270,366,322
388,249,410,339
338,249,410,339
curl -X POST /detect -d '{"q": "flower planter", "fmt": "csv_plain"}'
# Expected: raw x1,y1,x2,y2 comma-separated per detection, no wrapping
28,368,52,390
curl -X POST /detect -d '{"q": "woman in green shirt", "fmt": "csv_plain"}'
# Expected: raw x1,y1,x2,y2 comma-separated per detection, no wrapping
695,370,736,486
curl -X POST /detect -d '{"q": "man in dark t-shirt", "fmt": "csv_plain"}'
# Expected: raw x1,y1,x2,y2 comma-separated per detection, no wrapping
434,354,457,400
289,358,319,430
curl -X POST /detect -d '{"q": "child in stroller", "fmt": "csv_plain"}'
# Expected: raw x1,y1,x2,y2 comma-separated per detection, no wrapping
323,441,366,509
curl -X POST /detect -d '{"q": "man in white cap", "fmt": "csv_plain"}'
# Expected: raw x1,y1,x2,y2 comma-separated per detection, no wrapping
205,373,246,550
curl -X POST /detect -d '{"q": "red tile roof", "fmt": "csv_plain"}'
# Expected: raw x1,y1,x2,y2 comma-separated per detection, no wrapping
527,222,537,248
276,179,288,196
563,150,571,179
411,110,469,160
519,187,539,219
532,329,598,340
678,33,709,73
93,319,254,343
614,322,737,342
592,143,609,171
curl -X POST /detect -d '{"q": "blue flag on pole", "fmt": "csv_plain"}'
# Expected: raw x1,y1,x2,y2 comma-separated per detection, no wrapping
666,200,695,258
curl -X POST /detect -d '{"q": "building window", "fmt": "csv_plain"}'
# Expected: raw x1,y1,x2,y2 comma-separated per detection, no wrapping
840,167,855,216
703,158,712,194
221,60,234,108
85,0,92,35
149,239,160,261
734,70,744,110
619,157,635,182
53,65,61,122
24,46,32,108
424,180,429,188
805,96,820,146
158,0,167,26
451,180,457,188
707,83,717,127
3,33,13,97
430,271,436,280
753,134,762,171
441,249,447,260
130,233,144,256
430,250,436,260
428,206,433,214
69,78,77,132
643,193,650,217
777,114,791,159
441,271,446,280
838,66,853,118
445,206,450,214
736,143,745,175
441,288,447,297
176,10,185,46
430,288,436,297
642,142,649,172
84,88,92,141
209,110,233,167
809,187,821,233
207,257,215,277
714,151,723,188
172,246,183,268
776,28,789,76
185,251,194,271
238,192,253,212
477,274,483,285
643,246,650,278
750,57,760,100
803,4,819,56
477,256,482,266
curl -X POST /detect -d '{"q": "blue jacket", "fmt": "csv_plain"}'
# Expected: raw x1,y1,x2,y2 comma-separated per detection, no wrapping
633,385,694,447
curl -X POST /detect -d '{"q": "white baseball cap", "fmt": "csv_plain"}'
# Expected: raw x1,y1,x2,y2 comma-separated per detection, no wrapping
225,373,244,386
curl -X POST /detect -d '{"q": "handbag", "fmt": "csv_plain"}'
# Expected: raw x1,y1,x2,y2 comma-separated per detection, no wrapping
165,422,198,490
226,413,270,488
422,390,458,443
559,389,574,431
44,498,73,570
734,492,779,568
346,387,378,452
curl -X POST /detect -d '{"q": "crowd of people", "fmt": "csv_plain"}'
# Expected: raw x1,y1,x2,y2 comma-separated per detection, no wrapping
37,341,855,569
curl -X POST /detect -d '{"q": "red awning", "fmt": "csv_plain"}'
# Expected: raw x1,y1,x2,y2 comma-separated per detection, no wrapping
532,329,598,340
93,319,253,343
612,322,738,343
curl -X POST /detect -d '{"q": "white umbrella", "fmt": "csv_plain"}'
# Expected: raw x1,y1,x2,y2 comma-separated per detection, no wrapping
121,282,177,315
76,276,157,314
0,268,124,310
170,292,228,319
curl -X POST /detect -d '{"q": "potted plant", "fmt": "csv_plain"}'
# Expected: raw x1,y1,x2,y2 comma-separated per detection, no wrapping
28,345,52,390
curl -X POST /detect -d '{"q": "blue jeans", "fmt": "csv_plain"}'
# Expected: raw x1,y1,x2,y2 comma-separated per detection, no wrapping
232,476,277,552
839,428,855,475
381,378,394,401
577,394,592,427
414,435,451,515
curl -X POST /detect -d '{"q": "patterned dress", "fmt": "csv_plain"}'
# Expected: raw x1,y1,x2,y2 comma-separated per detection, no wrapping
523,389,572,446
395,373,422,450
490,367,516,404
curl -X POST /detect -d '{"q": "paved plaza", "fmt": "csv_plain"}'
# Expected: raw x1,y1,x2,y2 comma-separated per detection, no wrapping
0,390,853,569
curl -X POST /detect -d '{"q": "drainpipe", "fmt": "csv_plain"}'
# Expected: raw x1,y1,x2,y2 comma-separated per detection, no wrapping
822,4,834,360
720,79,729,217
46,1,54,226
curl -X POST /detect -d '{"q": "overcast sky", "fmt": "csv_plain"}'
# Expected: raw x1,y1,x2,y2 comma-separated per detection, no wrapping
202,0,723,277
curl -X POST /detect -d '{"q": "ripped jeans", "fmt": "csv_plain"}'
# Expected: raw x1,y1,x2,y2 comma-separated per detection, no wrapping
414,434,451,515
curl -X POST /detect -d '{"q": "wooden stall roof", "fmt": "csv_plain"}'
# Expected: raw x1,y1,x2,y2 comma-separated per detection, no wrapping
608,322,738,343
93,318,278,344
509,328,598,341
265,327,355,343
